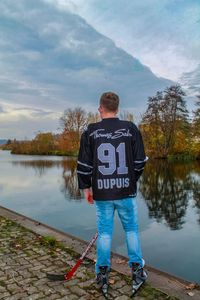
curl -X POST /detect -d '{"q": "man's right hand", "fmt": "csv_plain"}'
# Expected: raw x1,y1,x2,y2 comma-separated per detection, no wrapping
83,188,94,204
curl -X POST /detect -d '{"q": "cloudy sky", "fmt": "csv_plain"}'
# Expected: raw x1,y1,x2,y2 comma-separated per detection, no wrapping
0,0,199,139
54,0,200,80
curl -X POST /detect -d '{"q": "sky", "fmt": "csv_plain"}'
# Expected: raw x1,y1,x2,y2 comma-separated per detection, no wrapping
0,0,199,139
53,0,200,80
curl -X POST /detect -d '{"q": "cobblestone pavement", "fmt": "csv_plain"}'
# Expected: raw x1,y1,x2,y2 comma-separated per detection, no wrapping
0,216,178,300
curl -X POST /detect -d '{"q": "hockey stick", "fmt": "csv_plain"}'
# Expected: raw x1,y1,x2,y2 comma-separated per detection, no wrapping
47,232,98,281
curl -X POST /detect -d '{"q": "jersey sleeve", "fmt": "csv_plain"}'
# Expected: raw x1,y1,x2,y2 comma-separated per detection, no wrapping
132,126,148,182
77,128,93,189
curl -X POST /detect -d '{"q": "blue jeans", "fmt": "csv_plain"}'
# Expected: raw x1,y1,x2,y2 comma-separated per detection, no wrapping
95,198,144,273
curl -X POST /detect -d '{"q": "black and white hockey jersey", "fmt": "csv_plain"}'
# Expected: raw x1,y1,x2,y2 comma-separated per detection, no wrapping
77,117,148,200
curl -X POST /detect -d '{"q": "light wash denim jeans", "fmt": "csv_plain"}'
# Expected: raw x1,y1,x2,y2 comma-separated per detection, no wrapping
95,198,144,274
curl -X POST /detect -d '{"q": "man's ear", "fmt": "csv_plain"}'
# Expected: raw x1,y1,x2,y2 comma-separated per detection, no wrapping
98,105,103,113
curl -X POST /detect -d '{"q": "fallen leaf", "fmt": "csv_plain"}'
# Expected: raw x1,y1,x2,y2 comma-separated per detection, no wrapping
187,292,195,297
109,279,115,284
185,283,198,290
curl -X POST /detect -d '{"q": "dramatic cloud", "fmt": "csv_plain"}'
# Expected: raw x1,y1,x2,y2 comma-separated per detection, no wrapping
0,0,174,138
71,0,200,81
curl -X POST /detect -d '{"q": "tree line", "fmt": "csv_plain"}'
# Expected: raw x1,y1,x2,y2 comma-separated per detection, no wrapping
140,85,199,159
2,85,200,159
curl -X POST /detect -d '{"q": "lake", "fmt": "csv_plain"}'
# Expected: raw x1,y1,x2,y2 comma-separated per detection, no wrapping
0,150,199,283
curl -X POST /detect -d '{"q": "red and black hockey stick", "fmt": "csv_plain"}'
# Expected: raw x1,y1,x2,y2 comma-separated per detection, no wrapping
47,232,98,281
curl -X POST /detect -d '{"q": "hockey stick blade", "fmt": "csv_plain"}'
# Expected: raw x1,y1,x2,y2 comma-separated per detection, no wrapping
46,233,98,282
46,273,66,281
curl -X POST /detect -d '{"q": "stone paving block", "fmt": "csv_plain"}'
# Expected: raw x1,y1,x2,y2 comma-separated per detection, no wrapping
53,285,71,296
65,295,79,300
45,293,63,300
112,280,127,289
32,270,46,279
64,279,79,287
27,286,38,295
6,292,28,300
31,263,46,271
59,296,79,300
27,292,45,300
38,255,51,261
6,283,21,294
17,269,32,278
79,278,95,288
38,286,55,296
0,285,7,292
31,278,47,287
115,295,131,300
69,285,87,296
108,287,121,298
119,284,132,294
0,291,11,299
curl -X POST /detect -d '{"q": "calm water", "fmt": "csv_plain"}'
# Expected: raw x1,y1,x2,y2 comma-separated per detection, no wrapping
0,150,200,283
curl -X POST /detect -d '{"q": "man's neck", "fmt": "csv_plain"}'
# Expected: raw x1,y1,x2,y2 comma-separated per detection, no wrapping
101,112,117,119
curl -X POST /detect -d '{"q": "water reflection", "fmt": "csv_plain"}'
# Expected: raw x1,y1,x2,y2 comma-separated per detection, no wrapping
12,159,81,201
12,160,60,177
12,158,200,228
61,159,81,201
139,160,200,230
191,171,200,225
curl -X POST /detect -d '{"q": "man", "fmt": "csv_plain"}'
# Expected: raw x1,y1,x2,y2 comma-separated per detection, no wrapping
77,92,148,296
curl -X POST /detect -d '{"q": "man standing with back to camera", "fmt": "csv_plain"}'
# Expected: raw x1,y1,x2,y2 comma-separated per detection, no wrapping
77,92,148,296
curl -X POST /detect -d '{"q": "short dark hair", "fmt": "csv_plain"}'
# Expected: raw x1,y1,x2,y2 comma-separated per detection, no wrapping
100,92,119,112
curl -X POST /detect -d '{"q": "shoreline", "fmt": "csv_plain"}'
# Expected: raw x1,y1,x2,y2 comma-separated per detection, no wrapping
1,149,199,161
1,205,199,300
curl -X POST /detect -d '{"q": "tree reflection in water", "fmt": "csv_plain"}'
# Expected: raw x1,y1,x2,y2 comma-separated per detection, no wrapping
191,163,200,225
139,160,200,230
60,159,81,201
12,158,81,201
12,160,58,177
12,158,200,225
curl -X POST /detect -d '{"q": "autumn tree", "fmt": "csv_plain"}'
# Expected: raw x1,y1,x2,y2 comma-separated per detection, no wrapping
140,85,190,157
161,85,189,156
60,107,88,137
33,132,55,154
59,107,88,154
140,92,163,155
